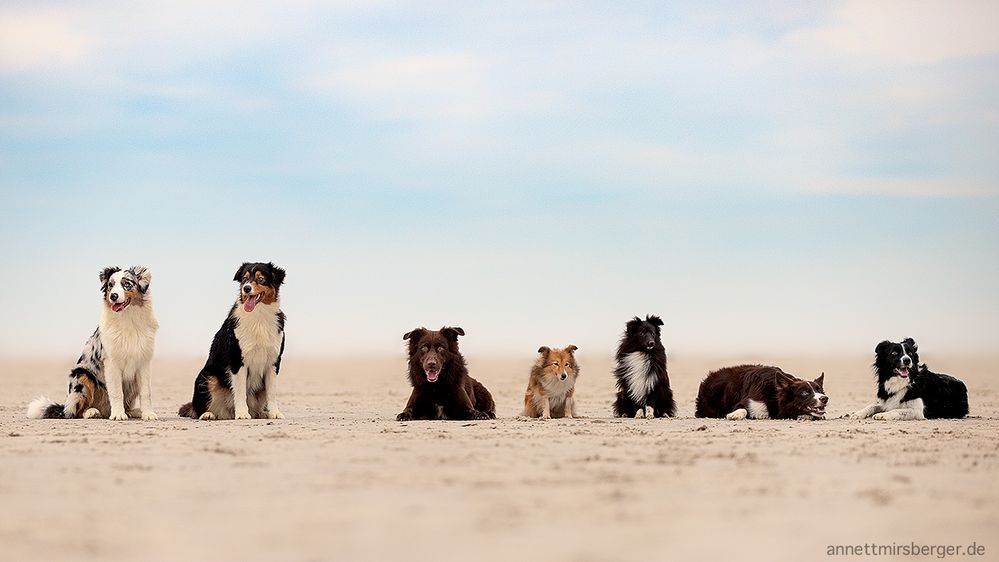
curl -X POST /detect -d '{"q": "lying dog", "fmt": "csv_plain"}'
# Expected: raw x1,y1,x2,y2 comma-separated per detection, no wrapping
523,345,579,419
612,315,676,418
695,364,828,420
179,262,287,420
27,266,158,420
848,338,968,420
396,326,496,421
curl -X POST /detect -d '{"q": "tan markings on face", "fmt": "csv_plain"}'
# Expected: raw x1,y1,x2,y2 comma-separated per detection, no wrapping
540,349,577,378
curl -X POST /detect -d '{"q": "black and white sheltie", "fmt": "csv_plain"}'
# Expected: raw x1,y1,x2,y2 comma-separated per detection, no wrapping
27,266,159,420
849,338,969,420
612,315,676,418
179,262,287,420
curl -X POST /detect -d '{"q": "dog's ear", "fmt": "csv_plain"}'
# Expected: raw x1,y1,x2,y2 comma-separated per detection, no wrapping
565,345,578,354
903,337,917,352
626,316,642,332
774,373,792,389
441,326,465,341
875,340,893,356
646,315,664,327
537,346,550,355
403,328,426,342
233,263,252,282
269,263,286,288
814,372,825,389
99,266,120,292
128,266,151,293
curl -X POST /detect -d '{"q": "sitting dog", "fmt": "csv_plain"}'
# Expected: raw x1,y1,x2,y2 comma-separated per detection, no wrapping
523,345,579,419
27,266,158,420
396,326,496,421
612,315,676,418
848,338,968,420
695,365,828,420
179,262,287,420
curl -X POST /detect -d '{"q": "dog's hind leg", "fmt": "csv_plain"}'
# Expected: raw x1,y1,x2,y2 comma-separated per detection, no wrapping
613,391,636,418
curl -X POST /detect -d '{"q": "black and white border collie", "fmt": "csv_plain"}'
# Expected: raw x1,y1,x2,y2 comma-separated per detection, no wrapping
27,266,159,420
179,262,286,420
849,338,968,420
695,365,828,420
612,315,676,418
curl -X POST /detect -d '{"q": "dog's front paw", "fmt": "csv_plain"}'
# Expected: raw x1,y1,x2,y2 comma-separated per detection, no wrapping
725,409,748,421
234,410,252,420
540,413,551,420
872,412,895,420
82,408,102,419
470,410,490,420
141,411,159,421
198,412,216,421
396,411,413,422
109,411,128,421
267,409,284,420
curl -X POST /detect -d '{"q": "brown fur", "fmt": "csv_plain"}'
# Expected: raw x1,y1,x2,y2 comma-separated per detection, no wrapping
523,345,579,418
695,365,828,420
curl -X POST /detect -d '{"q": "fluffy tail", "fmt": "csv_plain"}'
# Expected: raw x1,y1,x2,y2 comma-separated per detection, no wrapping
178,402,196,418
26,396,66,419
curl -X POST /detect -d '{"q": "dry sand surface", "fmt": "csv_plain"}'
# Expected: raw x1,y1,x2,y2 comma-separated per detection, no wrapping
1,353,997,562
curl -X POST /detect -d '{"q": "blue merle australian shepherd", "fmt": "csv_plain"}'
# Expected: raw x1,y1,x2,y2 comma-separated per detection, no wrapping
179,262,287,420
612,315,676,418
27,266,159,420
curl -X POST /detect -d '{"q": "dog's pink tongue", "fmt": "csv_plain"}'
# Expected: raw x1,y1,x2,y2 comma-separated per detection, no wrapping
426,371,439,382
112,303,126,312
244,295,259,313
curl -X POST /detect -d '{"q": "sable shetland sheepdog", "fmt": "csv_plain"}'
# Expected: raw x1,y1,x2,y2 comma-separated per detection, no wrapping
396,326,496,421
523,345,579,419
695,365,828,420
612,315,676,418
27,266,159,420
848,338,968,420
179,262,286,420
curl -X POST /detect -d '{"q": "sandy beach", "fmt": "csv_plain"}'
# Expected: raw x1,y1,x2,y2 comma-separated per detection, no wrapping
1,353,997,561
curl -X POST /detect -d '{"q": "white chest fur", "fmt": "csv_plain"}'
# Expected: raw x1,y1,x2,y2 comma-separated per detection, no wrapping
621,352,657,404
232,302,283,383
99,302,158,375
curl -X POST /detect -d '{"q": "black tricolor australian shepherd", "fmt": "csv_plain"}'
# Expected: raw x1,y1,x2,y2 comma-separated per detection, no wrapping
179,262,287,420
695,365,828,420
612,315,676,418
396,326,496,421
849,338,968,420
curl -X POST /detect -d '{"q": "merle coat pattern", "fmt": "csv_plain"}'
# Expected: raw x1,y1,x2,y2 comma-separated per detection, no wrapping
849,338,968,420
612,315,676,418
396,326,496,421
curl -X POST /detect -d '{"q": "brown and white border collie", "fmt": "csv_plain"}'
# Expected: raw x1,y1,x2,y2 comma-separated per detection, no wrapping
695,365,828,420
523,345,579,419
396,326,496,421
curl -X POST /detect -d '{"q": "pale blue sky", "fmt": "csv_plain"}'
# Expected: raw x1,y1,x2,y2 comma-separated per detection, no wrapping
1,1,997,358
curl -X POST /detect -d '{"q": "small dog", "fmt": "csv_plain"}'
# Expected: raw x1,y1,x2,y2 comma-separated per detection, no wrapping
523,345,579,419
612,315,676,418
396,326,496,421
27,266,158,420
695,365,828,420
849,338,968,420
179,262,287,420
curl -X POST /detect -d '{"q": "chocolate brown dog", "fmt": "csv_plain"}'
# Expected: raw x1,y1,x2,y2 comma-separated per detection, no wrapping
396,326,496,421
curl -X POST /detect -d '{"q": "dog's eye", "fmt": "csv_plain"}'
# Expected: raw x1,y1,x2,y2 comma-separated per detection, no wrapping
436,346,444,352
552,362,559,367
421,345,429,351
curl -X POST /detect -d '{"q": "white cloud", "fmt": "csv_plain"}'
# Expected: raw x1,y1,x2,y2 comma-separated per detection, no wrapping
786,0,999,65
0,7,94,71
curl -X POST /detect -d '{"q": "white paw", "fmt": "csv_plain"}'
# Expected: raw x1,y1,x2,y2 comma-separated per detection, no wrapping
267,409,284,419
726,409,748,420
235,411,252,420
109,411,128,421
198,412,216,421
82,408,101,419
872,412,896,420
141,411,159,421
540,413,551,420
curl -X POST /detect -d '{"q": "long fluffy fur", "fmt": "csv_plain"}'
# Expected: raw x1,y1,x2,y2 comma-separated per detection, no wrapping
612,315,676,418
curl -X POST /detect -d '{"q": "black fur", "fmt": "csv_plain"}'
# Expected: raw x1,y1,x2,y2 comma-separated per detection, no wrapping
873,338,969,419
612,315,676,418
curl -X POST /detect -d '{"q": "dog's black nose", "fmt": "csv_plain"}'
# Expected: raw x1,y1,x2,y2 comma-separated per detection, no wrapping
243,285,251,294
109,293,118,302
560,374,567,380
820,395,829,404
